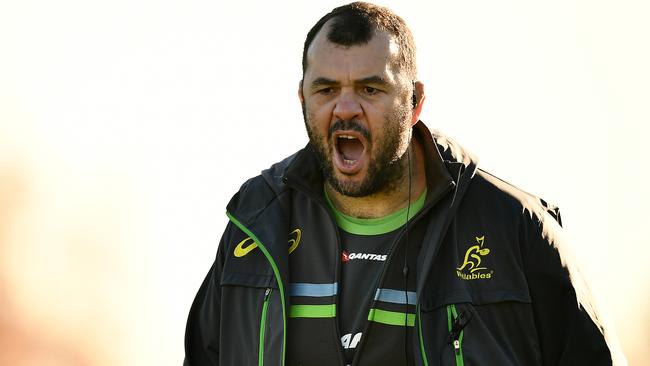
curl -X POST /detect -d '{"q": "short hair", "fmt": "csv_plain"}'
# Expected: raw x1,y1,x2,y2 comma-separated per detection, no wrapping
302,2,417,79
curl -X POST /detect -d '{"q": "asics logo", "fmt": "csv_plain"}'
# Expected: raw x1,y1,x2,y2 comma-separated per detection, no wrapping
234,228,302,258
233,237,258,257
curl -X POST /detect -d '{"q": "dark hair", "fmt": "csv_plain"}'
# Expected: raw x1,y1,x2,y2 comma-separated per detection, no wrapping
302,2,417,78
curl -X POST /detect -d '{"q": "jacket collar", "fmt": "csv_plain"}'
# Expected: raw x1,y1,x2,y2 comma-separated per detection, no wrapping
280,120,465,204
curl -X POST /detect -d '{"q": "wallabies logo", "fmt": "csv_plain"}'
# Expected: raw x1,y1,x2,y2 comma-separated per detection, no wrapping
456,236,493,280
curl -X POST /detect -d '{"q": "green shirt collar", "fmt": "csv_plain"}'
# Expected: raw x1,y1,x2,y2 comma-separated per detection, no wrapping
324,188,427,235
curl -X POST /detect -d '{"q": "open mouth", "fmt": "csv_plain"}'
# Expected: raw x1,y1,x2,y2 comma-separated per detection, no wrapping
333,132,367,173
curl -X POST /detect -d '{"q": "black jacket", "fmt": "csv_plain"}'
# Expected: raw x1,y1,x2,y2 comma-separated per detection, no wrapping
184,121,612,365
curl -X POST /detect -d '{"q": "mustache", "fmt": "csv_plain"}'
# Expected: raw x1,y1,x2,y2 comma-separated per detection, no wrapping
328,120,371,140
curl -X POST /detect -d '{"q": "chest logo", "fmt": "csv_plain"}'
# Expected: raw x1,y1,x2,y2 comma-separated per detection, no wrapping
340,250,386,262
342,250,350,262
233,237,258,257
233,228,302,258
287,228,301,254
456,236,493,280
341,332,362,349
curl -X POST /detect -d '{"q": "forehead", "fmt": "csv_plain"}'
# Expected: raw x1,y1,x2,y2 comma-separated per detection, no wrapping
304,24,402,83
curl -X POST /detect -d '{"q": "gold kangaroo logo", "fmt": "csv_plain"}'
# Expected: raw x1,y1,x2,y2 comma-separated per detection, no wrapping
457,236,490,273
234,228,302,258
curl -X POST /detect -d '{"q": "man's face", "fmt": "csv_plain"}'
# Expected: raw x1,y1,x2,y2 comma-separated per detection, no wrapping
300,26,415,197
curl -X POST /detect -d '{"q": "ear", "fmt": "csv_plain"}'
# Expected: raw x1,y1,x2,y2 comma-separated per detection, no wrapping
298,80,305,104
411,81,425,126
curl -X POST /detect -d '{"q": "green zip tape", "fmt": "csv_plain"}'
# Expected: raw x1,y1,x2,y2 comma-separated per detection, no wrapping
227,212,287,366
417,304,429,366
259,289,272,366
447,304,465,366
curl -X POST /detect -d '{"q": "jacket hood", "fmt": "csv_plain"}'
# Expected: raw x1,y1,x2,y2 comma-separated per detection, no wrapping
259,120,480,207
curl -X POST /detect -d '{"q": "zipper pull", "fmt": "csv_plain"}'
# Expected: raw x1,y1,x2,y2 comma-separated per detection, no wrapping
264,288,271,300
453,339,460,353
446,309,473,344
450,310,473,334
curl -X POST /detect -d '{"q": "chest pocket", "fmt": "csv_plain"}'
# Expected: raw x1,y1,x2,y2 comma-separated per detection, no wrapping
419,294,542,366
220,257,283,366
416,232,542,366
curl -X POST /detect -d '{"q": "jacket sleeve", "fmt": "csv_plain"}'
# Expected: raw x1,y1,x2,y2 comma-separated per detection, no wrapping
523,207,613,366
183,225,231,366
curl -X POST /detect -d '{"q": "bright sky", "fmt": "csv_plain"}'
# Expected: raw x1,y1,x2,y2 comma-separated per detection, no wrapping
0,1,648,365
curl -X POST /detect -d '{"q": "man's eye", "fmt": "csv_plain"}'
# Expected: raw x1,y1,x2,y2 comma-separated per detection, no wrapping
318,87,334,95
363,86,378,95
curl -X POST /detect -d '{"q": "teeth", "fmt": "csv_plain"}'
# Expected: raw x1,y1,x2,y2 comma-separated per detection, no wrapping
343,158,356,165
339,135,357,139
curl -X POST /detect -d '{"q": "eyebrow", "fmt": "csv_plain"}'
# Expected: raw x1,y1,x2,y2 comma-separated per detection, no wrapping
357,76,390,87
309,75,391,90
310,77,339,89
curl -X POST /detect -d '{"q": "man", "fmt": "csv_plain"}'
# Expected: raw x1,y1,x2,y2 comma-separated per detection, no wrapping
184,2,614,365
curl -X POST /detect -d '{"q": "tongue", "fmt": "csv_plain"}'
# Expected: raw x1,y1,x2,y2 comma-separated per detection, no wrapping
338,138,363,161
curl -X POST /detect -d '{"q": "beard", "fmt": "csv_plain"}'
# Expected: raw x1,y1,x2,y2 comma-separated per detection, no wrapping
303,104,413,197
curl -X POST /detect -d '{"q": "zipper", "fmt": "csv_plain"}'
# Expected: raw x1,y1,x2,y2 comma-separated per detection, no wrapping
415,182,457,366
446,304,469,366
227,212,287,366
259,288,273,366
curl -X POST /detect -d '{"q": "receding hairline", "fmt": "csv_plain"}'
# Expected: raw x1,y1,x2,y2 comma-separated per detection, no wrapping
301,3,418,80
304,21,406,78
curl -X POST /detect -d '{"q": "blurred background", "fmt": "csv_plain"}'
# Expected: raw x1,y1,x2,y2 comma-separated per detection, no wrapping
0,0,647,364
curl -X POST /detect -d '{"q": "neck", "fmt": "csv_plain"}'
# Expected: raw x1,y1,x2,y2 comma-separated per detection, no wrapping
325,139,427,219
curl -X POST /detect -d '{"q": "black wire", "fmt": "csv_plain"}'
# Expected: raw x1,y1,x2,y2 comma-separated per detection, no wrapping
403,141,412,365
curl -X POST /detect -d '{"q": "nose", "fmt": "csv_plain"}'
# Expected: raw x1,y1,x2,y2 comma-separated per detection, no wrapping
333,90,362,121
